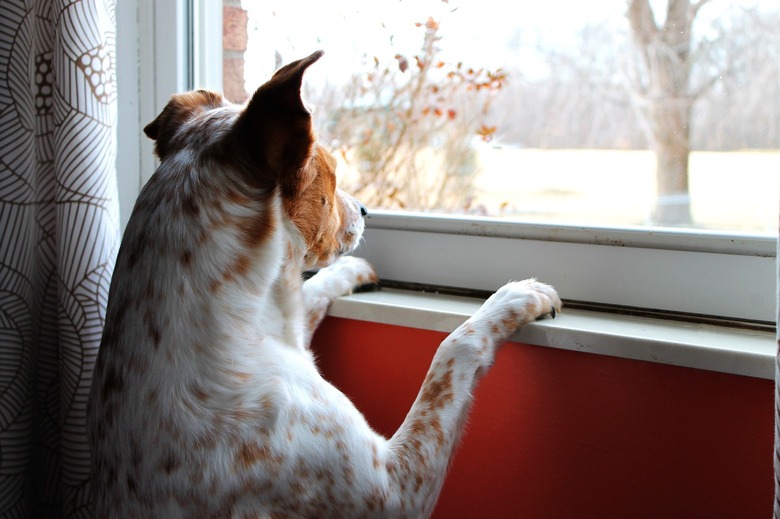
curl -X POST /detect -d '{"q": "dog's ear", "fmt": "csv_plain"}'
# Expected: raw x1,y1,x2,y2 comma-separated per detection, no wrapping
144,90,226,159
234,51,324,192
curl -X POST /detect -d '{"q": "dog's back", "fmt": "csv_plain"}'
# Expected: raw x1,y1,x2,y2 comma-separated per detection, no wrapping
88,51,379,517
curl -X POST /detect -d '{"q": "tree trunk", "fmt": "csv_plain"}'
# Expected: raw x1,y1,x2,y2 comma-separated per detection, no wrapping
627,0,707,227
645,83,694,226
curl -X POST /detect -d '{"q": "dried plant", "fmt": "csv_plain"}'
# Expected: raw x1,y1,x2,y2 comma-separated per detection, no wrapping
313,17,506,212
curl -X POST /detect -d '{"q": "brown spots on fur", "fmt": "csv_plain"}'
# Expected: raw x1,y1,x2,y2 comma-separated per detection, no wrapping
461,324,476,336
235,440,284,469
160,451,181,474
148,324,161,348
365,487,387,513
143,306,162,349
130,437,143,471
230,407,256,424
102,401,119,427
141,281,157,302
409,418,427,437
307,309,326,335
429,417,446,448
181,249,193,268
101,365,124,397
194,428,219,451
124,234,147,270
100,314,121,348
490,322,500,335
181,193,200,217
205,209,274,290
235,208,275,250
226,370,252,383
236,441,272,468
232,253,252,277
501,309,521,331
144,390,157,406
420,365,454,409
104,463,118,489
228,190,252,206
371,442,381,470
191,383,209,402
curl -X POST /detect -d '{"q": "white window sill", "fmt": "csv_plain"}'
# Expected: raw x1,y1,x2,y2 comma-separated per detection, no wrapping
326,288,776,380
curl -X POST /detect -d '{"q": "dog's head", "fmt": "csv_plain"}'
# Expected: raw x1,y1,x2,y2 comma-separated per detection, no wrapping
143,51,366,270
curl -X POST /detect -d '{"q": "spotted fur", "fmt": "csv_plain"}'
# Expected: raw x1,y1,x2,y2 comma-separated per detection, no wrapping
88,51,561,518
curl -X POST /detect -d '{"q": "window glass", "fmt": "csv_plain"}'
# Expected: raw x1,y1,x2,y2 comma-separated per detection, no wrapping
223,0,779,235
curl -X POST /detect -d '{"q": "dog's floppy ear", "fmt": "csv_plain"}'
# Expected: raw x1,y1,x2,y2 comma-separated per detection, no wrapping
234,51,324,192
144,90,226,159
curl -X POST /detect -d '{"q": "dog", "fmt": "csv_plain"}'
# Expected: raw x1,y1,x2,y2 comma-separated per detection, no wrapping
88,51,561,518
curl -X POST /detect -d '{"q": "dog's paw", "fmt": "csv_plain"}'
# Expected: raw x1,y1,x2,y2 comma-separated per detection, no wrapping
330,256,378,291
305,256,378,299
471,279,561,339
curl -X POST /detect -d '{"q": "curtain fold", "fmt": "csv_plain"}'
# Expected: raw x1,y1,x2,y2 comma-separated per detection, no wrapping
0,1,119,517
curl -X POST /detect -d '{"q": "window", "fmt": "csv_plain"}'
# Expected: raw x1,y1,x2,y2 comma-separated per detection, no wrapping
117,0,777,326
221,0,778,235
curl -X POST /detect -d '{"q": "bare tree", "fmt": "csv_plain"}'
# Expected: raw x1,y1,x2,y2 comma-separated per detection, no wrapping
627,0,715,226
498,4,778,153
691,7,780,151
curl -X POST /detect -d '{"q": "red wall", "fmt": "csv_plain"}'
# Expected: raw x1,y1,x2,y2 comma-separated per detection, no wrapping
312,317,773,519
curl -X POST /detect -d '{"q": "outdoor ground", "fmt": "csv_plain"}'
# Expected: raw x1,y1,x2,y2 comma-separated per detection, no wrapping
474,148,779,234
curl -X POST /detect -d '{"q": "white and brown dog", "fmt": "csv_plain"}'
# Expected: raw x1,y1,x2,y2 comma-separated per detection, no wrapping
88,51,561,518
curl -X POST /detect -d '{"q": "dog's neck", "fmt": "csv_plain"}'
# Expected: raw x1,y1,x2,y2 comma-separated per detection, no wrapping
113,179,315,378
268,219,310,350
211,197,313,353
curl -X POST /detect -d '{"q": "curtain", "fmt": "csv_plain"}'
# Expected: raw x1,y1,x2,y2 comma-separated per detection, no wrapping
0,1,119,517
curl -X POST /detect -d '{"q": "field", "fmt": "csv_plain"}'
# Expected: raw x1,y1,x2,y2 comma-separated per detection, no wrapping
473,148,780,234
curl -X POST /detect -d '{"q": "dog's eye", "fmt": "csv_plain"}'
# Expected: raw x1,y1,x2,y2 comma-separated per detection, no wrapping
321,197,328,206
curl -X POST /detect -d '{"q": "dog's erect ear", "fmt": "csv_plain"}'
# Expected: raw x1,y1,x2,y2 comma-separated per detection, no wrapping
144,90,226,159
234,51,324,191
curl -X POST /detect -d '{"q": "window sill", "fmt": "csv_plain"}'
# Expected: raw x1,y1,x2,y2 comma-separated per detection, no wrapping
326,288,776,380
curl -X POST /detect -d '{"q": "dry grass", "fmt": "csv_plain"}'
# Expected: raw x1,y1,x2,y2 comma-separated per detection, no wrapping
472,148,780,234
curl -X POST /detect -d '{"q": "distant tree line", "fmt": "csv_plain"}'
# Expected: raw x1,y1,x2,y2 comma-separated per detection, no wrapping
496,3,780,152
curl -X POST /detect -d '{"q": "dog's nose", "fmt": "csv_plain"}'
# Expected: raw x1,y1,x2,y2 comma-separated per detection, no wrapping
359,204,368,217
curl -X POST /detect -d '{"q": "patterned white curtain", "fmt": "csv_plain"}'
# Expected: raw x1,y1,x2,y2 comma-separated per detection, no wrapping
0,1,119,517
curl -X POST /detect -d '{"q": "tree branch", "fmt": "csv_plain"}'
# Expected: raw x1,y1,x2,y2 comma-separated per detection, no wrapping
690,0,713,19
627,0,658,47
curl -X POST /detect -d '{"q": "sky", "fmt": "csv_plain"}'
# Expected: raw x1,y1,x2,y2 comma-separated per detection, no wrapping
240,0,765,89
241,0,628,87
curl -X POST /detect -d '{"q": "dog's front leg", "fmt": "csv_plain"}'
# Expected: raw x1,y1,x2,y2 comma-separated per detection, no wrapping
302,256,377,346
384,279,561,518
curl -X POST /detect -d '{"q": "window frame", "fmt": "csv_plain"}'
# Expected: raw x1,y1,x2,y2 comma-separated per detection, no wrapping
357,211,776,324
116,0,777,325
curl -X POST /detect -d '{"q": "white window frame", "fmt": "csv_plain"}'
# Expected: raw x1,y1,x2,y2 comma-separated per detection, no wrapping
116,0,777,326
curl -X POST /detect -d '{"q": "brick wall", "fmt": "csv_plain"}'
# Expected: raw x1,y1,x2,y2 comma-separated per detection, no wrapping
223,0,248,103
